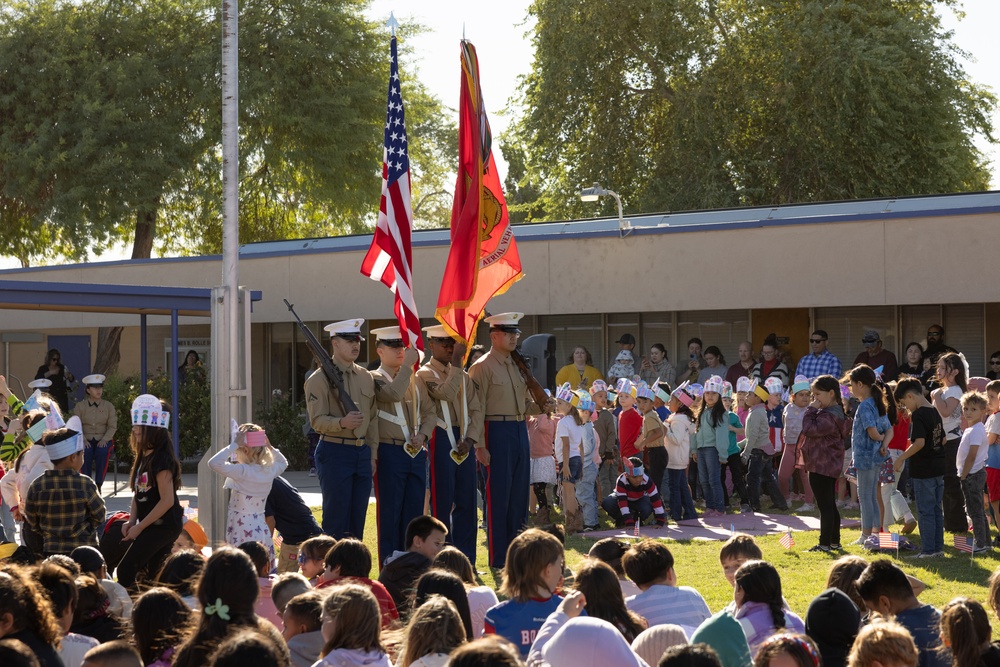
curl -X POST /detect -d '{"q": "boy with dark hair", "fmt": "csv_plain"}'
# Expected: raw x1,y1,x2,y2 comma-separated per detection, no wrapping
718,534,763,589
317,537,399,628
81,641,143,667
622,539,710,633
281,591,325,667
378,514,448,612
601,457,667,528
893,379,947,558
856,559,947,667
24,418,105,556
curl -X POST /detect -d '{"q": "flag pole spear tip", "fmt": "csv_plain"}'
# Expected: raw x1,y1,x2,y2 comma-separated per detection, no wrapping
386,12,399,36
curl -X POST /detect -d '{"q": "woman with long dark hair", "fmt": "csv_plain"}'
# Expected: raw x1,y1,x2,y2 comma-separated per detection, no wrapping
34,348,73,412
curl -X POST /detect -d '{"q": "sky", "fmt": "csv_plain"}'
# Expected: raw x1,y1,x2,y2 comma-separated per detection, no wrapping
3,1,997,269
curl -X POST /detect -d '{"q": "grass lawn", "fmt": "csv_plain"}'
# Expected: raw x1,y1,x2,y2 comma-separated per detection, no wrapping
312,503,1000,632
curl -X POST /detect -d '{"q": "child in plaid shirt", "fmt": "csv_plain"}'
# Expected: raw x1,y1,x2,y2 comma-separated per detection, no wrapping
24,416,105,556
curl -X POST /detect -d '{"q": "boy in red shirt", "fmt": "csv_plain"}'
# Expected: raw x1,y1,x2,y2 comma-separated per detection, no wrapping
616,379,642,460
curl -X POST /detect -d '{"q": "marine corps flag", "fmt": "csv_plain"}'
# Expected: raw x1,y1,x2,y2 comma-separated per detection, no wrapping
435,40,523,353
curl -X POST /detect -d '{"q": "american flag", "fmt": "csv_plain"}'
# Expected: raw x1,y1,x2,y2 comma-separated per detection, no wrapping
779,529,795,549
878,532,899,550
360,34,423,352
273,532,283,550
633,520,640,537
954,534,974,554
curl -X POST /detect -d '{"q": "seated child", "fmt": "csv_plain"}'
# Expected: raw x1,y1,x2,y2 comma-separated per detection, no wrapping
271,572,312,616
317,538,399,629
622,539,711,635
281,591,325,667
847,622,919,667
601,457,667,528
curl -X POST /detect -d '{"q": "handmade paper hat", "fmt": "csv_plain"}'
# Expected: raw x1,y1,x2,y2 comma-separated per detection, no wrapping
653,379,672,402
422,324,454,340
686,383,705,398
589,379,608,395
792,375,811,394
840,385,852,401
131,394,171,429
615,350,633,363
555,383,580,406
484,312,523,333
735,376,755,393
44,415,84,460
82,374,106,387
722,381,734,399
244,430,267,447
28,378,52,390
371,325,405,347
624,457,644,477
781,389,790,403
324,319,365,340
634,381,655,400
606,388,618,403
764,377,784,395
577,393,596,412
749,379,769,402
182,520,209,550
615,378,637,397
671,381,695,407
704,375,725,395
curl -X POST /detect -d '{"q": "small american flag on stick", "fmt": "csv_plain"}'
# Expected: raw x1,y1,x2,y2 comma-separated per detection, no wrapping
779,528,795,549
954,534,974,554
878,532,899,551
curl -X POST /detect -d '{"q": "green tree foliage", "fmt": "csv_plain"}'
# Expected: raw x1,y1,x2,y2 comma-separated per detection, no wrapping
504,0,995,221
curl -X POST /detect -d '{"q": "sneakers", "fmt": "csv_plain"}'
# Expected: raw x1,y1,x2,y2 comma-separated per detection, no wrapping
798,503,815,512
973,544,993,553
863,535,881,551
806,544,832,553
740,504,753,514
309,467,317,477
830,543,843,551
901,519,917,534
911,551,944,559
850,535,867,546
582,525,599,533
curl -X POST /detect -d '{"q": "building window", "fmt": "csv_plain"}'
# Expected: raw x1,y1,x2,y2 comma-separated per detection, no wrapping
814,306,895,369
677,310,750,370
538,314,604,379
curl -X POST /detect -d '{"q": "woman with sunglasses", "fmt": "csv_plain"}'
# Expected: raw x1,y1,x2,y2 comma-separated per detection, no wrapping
986,351,1000,380
34,348,74,412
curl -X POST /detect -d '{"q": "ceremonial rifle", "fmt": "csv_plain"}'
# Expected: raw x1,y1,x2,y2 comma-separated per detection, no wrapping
283,299,359,413
482,309,550,409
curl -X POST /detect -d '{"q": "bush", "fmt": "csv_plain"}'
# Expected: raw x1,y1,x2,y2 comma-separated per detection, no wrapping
102,362,212,465
254,390,309,469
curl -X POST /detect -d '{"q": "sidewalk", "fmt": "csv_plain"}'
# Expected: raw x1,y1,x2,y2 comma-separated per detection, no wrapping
98,469,330,514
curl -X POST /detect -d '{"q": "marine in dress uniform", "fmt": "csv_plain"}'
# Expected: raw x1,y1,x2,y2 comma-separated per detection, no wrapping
72,374,117,489
370,325,436,567
304,319,417,540
467,313,552,568
415,324,484,564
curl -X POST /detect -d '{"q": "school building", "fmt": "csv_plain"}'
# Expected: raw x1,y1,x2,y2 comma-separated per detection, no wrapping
1,190,999,408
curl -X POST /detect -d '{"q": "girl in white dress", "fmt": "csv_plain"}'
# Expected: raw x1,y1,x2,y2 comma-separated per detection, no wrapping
208,423,288,569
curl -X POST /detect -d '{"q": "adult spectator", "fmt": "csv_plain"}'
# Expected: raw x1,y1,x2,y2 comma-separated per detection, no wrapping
751,334,790,388
177,350,201,383
463,345,486,371
555,346,604,391
796,330,843,380
697,346,729,384
639,343,675,387
34,349,74,412
675,338,705,384
853,330,898,380
923,325,957,366
898,342,925,378
616,333,637,355
725,342,755,386
987,351,1000,380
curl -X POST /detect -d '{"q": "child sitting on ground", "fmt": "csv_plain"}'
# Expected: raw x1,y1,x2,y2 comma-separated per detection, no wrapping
317,538,399,629
718,534,763,611
601,457,667,528
847,622,919,667
281,591,325,667
622,539,711,635
297,535,336,585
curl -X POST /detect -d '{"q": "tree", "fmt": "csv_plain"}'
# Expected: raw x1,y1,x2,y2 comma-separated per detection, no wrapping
504,0,995,221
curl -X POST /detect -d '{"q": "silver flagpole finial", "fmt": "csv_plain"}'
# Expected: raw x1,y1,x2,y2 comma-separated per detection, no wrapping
386,12,399,37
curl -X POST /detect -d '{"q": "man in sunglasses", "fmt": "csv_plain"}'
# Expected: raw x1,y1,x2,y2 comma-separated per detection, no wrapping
795,330,843,381
304,319,418,541
923,325,957,367
853,330,898,381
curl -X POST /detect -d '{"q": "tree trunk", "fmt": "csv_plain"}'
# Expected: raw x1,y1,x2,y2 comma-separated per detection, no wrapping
93,206,158,377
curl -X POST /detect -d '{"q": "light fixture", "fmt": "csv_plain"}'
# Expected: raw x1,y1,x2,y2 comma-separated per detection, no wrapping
579,182,631,237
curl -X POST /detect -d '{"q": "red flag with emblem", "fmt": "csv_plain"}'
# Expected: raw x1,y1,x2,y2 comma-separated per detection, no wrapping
435,40,523,354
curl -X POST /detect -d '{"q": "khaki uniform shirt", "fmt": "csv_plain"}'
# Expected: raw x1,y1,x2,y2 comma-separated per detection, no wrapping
467,349,540,419
72,399,117,443
415,357,484,446
641,410,665,449
373,365,436,445
304,357,410,461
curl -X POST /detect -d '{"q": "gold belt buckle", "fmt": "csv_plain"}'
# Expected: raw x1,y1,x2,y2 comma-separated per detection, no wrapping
355,438,365,447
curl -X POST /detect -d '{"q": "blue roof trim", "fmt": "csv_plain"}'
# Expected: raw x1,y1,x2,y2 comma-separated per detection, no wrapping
1,191,997,270
0,280,262,314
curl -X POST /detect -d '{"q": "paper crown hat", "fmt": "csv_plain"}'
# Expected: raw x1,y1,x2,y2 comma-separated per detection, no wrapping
615,378,637,397
653,379,672,402
44,415,85,460
422,324,454,339
28,378,52,389
686,383,705,398
131,394,171,429
634,381,655,400
735,376,755,393
764,377,784,395
576,392,595,412
670,381,695,407
82,374,106,386
371,325,404,342
589,379,608,395
721,381,734,399
323,319,365,339
555,383,581,406
624,457,644,477
704,375,725,395
791,375,811,394
749,379,769,401
484,312,523,332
